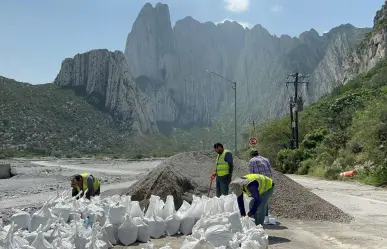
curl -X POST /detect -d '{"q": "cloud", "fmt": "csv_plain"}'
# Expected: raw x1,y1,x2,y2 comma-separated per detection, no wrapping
270,4,283,13
224,0,249,13
215,18,253,29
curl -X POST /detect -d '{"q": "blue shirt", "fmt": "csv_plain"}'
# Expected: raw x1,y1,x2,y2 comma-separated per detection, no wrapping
236,181,261,215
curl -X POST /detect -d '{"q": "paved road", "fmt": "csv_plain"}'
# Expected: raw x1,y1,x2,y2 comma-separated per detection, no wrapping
267,175,387,249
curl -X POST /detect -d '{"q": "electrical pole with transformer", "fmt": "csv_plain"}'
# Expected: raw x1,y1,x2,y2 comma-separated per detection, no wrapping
286,72,309,149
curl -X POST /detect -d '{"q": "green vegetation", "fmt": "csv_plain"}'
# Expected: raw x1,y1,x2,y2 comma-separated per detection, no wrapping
248,59,387,186
0,76,230,159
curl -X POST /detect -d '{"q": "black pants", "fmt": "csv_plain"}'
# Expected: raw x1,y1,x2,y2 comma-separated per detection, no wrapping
72,186,100,199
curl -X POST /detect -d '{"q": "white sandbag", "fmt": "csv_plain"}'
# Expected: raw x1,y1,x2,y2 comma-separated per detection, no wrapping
10,210,30,230
244,226,269,249
85,226,108,249
145,195,161,219
103,221,117,245
240,217,256,232
161,195,175,219
148,215,165,239
29,204,54,232
130,201,144,218
52,201,71,222
108,204,126,225
117,215,137,246
69,223,89,249
204,225,233,247
165,214,180,236
133,217,150,243
189,196,206,220
177,201,195,235
203,198,223,216
191,228,205,240
98,225,113,248
227,212,243,233
181,236,215,249
192,214,229,234
31,230,53,249
240,240,261,249
156,199,165,218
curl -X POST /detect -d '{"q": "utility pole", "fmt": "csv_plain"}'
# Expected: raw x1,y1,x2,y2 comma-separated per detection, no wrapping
286,72,309,149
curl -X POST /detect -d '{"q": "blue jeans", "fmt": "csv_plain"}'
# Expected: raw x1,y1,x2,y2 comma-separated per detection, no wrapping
216,175,229,197
249,185,274,226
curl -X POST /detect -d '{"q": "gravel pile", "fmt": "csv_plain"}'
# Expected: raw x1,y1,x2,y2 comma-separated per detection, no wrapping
127,165,197,209
126,151,353,223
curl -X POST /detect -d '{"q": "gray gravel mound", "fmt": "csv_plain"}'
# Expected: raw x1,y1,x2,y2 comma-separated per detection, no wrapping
127,165,197,209
126,151,352,223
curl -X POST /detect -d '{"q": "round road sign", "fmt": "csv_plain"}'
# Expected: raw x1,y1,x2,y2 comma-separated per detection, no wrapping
249,137,258,146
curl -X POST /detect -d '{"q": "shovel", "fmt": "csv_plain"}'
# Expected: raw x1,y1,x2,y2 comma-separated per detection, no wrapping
207,174,216,197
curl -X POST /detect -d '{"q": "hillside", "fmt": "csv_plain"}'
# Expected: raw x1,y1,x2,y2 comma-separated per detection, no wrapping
0,76,129,156
247,2,387,186
0,76,229,158
249,59,387,186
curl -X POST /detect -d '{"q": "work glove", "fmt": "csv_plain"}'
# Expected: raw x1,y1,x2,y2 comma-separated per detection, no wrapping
227,175,232,184
247,212,253,217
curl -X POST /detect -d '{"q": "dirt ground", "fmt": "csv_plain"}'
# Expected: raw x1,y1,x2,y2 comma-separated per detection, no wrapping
1,159,386,248
121,175,387,249
0,158,162,222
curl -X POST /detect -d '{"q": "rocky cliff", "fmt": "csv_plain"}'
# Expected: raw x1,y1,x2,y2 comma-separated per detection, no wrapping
124,3,370,132
54,49,158,134
350,1,387,75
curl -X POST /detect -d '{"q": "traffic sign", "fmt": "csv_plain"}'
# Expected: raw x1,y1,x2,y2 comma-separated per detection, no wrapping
249,137,258,146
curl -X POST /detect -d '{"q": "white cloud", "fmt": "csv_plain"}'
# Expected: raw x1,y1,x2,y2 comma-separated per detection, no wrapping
270,4,283,13
215,18,253,29
224,0,249,13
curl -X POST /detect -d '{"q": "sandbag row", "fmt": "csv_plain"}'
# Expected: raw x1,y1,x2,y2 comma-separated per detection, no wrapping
0,190,268,249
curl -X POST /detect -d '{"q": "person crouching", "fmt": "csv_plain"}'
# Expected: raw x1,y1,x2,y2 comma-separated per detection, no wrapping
71,173,101,200
230,173,275,226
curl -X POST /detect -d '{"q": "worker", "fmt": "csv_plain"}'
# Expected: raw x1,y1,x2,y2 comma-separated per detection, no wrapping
229,173,274,226
71,173,101,200
212,142,234,197
249,150,273,224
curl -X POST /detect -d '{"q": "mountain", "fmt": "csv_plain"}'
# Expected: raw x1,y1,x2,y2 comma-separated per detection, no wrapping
247,1,387,186
124,3,370,135
54,49,158,134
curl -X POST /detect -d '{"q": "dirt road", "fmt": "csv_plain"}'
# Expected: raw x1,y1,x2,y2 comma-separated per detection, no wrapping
123,175,387,249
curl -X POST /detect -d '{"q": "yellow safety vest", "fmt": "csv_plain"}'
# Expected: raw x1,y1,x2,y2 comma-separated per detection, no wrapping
216,149,230,176
242,173,272,196
76,173,100,193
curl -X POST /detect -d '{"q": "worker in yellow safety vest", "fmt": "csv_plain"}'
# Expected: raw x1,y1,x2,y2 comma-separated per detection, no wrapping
71,173,101,200
229,173,275,226
212,142,234,197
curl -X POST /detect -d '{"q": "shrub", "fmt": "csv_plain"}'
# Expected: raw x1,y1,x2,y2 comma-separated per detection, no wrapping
276,149,304,174
297,159,316,175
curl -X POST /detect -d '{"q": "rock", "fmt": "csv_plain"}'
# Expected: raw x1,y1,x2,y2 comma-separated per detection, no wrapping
54,49,158,134
124,3,370,131
0,163,11,179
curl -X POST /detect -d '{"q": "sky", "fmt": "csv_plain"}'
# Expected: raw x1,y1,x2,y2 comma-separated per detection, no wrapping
0,0,385,84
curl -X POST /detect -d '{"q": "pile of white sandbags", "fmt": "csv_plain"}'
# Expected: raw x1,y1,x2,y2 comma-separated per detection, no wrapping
0,190,268,249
